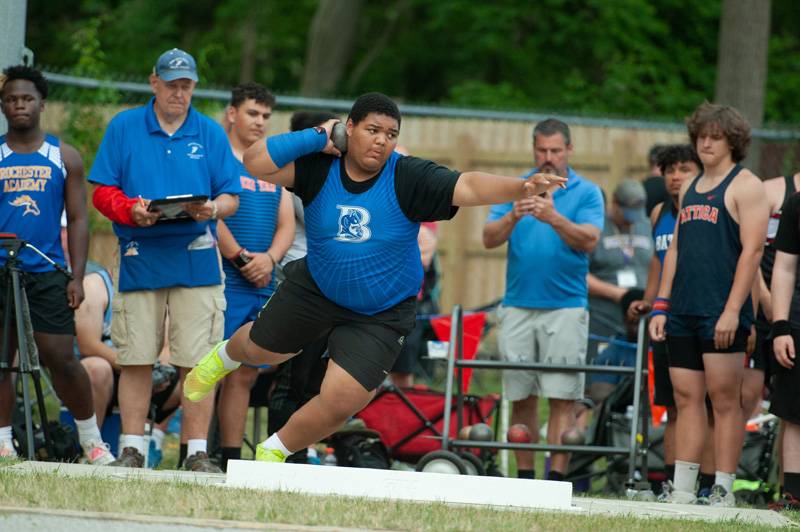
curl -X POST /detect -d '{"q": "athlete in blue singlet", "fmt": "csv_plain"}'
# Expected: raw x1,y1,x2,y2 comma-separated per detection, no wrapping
184,92,566,464
628,144,701,489
0,66,112,464
214,83,294,470
649,103,769,506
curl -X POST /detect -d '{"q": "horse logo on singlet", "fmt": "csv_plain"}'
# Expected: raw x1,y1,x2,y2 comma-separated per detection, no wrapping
8,195,40,216
335,205,371,243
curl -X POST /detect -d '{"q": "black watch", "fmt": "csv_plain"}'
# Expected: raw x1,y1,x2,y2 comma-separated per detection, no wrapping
232,250,252,269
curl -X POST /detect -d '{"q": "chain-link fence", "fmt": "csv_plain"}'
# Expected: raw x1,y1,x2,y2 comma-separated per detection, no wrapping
41,67,800,177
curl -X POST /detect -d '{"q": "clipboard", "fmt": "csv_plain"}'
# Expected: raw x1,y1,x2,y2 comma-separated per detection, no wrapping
147,194,208,221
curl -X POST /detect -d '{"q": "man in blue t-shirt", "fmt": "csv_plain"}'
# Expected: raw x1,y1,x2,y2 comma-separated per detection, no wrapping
183,92,566,465
483,119,604,482
214,83,294,470
89,49,240,472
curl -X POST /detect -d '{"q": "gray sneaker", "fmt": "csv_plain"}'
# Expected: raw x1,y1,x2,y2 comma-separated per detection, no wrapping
109,446,145,468
657,480,673,502
184,451,222,473
660,481,697,504
708,484,736,507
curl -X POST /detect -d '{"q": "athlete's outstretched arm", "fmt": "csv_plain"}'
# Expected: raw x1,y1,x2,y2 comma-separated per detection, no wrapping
244,119,341,187
453,171,566,207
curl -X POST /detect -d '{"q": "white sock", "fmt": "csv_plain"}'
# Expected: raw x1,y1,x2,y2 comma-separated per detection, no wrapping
715,471,735,493
121,434,146,455
674,460,700,494
151,428,165,450
260,433,292,456
0,425,12,443
217,341,241,371
74,414,103,445
187,438,207,457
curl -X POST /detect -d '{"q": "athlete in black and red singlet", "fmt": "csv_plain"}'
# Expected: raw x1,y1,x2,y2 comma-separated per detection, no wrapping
649,103,769,506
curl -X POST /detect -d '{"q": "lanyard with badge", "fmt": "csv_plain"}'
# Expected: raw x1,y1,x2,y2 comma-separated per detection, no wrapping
615,228,637,288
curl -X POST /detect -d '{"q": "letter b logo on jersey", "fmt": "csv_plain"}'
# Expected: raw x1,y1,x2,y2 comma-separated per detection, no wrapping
335,205,371,243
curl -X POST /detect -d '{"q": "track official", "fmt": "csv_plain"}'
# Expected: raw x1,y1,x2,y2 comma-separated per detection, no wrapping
89,48,240,471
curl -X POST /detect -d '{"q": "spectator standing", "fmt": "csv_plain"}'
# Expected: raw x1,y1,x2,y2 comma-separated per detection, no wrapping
627,144,702,489
0,65,112,464
643,144,669,216
650,102,768,506
483,118,604,481
587,179,653,360
769,182,800,510
215,83,294,470
89,49,240,471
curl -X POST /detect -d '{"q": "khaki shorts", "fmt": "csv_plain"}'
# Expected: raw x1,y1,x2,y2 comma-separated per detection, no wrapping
498,306,588,401
110,251,226,367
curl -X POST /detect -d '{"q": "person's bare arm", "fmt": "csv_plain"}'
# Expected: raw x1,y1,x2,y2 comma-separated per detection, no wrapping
216,219,241,260
452,171,565,207
418,225,438,268
268,189,297,262
482,193,599,252
772,250,799,368
183,193,239,221
758,269,772,322
649,183,690,342
587,273,627,303
628,254,661,321
547,213,600,253
62,142,89,309
715,175,769,349
75,274,119,370
629,202,664,320
239,189,296,288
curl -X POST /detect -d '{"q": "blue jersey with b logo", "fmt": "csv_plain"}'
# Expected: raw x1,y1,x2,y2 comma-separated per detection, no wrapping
304,151,421,315
0,134,66,272
221,159,282,296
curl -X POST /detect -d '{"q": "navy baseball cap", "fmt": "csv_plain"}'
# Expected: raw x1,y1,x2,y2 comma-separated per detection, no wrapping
154,49,198,82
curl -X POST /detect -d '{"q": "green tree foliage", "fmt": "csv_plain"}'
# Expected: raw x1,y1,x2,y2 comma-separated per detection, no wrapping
26,0,800,124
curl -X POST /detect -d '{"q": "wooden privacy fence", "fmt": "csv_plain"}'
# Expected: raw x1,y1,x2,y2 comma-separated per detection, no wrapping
45,104,687,311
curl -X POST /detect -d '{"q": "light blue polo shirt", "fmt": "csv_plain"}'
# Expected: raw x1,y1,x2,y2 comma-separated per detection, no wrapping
487,167,604,309
89,98,240,292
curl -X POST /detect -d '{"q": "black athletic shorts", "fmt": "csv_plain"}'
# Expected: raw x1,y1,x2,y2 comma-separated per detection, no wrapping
652,340,675,407
0,269,75,335
769,330,800,425
249,258,417,391
666,314,749,371
749,318,770,374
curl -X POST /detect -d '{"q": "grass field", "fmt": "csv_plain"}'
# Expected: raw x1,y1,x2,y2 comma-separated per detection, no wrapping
0,464,794,531
10,355,793,529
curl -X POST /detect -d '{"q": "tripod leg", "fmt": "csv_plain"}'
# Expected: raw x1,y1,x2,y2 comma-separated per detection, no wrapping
31,371,54,459
11,270,37,459
0,277,12,378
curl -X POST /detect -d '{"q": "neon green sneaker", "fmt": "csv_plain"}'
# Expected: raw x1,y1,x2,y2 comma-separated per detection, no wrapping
184,341,235,402
255,446,287,463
